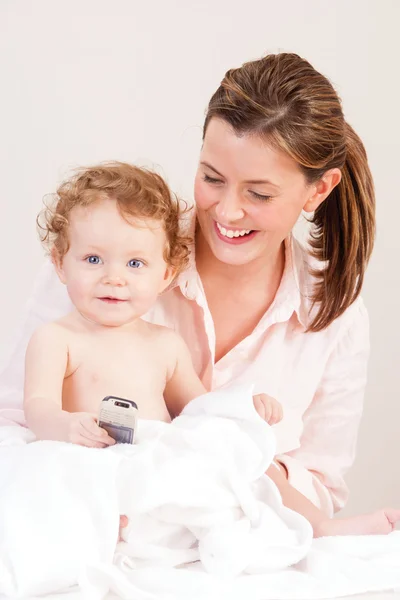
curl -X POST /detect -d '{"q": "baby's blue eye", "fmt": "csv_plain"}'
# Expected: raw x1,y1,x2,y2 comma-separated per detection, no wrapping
86,255,102,265
128,259,144,269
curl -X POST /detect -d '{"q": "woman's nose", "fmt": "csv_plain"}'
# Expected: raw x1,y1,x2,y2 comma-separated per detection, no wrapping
214,192,245,223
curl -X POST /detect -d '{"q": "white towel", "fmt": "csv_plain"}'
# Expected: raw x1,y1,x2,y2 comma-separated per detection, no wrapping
0,384,399,600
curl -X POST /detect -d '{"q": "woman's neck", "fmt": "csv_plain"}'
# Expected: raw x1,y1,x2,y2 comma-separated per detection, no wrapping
195,228,285,294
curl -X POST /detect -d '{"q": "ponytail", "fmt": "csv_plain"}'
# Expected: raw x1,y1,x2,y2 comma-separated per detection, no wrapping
308,123,375,331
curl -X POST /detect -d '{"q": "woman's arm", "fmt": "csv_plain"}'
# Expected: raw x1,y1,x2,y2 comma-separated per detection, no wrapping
276,301,370,517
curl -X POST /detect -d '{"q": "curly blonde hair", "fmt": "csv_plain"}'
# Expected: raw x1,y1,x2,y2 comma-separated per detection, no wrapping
38,162,191,274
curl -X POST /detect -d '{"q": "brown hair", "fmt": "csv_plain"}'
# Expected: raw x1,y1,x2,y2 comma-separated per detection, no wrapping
38,161,191,274
204,53,375,331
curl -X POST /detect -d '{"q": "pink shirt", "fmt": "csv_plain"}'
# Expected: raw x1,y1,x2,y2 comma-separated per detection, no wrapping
0,236,369,517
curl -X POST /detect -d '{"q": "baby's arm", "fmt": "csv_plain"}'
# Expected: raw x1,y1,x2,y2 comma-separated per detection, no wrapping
24,323,114,447
163,332,207,417
24,323,69,439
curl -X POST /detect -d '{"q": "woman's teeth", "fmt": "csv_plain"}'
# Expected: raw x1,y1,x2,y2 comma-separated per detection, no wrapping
216,222,252,238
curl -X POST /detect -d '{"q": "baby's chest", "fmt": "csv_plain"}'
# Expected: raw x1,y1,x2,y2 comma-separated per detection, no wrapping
66,340,169,405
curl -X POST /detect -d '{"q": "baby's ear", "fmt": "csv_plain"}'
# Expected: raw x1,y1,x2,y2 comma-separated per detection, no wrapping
159,264,176,294
51,248,67,285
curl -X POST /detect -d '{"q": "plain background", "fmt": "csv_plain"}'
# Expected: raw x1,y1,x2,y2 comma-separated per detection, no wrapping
0,0,399,516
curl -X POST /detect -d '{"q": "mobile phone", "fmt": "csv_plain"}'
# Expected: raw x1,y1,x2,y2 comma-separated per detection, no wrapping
98,395,138,444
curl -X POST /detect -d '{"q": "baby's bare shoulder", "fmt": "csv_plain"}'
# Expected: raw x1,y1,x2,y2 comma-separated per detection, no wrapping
140,320,175,340
151,324,182,347
140,322,184,359
28,313,81,352
30,320,69,344
25,322,71,364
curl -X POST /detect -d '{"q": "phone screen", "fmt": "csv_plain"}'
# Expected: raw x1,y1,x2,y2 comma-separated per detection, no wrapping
99,422,134,444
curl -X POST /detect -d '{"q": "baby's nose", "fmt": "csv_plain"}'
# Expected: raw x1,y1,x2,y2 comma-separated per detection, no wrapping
103,272,127,286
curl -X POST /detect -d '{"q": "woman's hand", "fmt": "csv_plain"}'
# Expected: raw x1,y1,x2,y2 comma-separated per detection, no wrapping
253,393,283,425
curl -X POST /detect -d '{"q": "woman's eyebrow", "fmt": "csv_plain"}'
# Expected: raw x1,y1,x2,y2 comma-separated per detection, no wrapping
201,161,280,189
201,161,224,177
244,178,280,188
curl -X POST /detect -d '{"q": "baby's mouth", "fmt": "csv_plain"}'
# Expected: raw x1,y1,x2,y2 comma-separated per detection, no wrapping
98,297,128,304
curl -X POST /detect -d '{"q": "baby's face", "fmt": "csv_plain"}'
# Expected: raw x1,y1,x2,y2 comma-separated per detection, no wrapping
54,198,174,327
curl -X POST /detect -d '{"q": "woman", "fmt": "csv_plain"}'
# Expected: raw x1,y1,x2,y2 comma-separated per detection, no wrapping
0,53,374,517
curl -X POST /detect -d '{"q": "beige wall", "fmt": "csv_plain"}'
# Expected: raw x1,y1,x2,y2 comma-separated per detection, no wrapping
1,0,399,514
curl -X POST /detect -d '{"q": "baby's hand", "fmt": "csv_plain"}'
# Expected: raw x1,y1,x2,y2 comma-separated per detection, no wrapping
253,393,283,425
63,412,115,448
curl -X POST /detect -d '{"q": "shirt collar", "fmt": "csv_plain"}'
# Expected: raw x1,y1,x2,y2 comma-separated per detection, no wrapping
171,209,310,330
275,236,309,331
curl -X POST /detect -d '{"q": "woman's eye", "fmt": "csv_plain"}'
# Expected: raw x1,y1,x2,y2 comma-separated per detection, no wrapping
128,259,144,269
250,190,272,202
203,174,223,184
86,255,102,265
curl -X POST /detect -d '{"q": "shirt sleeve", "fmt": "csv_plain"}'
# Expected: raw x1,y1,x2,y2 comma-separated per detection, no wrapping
275,299,370,517
0,260,72,423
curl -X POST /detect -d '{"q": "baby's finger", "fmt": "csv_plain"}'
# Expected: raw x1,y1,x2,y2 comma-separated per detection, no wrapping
120,514,128,528
81,420,115,445
118,515,129,542
71,433,109,449
82,415,105,436
263,400,273,424
87,415,116,445
269,401,282,425
82,417,112,440
253,395,265,420
99,429,116,445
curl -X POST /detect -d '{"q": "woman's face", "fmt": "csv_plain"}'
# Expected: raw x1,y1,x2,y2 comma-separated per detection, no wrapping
194,118,317,267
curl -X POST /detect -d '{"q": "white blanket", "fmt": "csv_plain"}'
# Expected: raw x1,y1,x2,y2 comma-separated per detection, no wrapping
0,385,399,600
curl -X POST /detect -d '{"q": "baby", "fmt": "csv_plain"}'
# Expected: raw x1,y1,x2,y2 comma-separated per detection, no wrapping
24,162,399,538
25,163,209,445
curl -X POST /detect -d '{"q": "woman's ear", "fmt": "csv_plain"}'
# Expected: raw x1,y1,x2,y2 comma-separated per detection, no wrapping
51,248,67,285
303,168,342,213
